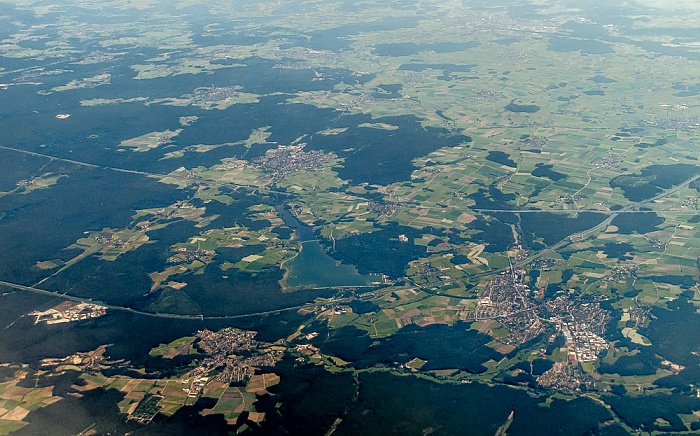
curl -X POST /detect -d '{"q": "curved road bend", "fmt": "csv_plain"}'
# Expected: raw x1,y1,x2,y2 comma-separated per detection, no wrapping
412,173,700,296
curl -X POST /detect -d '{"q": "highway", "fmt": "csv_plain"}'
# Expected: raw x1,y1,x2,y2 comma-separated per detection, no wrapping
1,143,698,308
0,279,309,321
0,279,385,322
0,144,293,198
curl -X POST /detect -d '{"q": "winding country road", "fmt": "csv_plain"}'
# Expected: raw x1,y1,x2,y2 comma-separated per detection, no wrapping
412,172,700,295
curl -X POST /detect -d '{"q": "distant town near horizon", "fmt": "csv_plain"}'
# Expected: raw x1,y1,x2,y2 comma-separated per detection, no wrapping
0,0,700,434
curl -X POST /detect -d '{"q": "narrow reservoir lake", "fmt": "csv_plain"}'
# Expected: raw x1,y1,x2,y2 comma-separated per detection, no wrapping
277,206,373,289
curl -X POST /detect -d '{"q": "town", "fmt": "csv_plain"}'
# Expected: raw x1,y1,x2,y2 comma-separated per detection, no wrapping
252,144,336,180
182,328,283,398
545,296,611,363
470,267,611,356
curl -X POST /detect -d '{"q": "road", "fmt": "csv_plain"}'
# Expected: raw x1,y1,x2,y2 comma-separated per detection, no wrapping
472,209,694,214
1,144,698,306
0,279,313,321
0,144,293,198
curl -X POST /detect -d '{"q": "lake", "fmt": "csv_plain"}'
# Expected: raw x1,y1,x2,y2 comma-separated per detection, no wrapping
283,241,374,289
277,205,373,289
